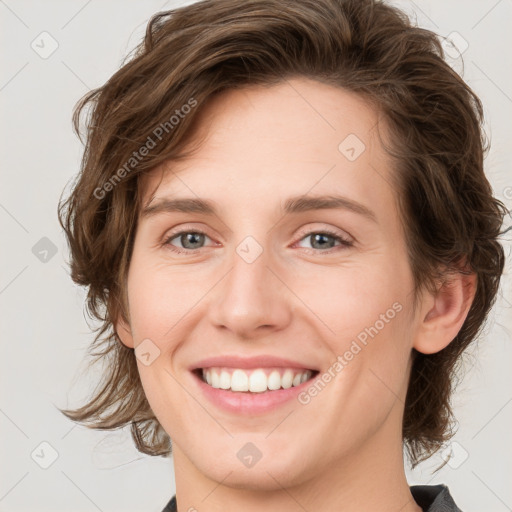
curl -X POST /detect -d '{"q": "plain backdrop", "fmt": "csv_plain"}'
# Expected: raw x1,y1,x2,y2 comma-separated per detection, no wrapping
1,1,511,511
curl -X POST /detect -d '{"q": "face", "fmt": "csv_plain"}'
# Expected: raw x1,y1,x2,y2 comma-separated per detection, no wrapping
118,77,422,490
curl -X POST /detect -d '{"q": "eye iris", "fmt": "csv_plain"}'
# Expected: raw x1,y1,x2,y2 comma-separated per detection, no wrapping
310,233,336,249
181,232,204,249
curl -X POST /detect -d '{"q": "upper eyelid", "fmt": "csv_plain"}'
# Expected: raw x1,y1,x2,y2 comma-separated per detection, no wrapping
294,224,353,242
163,223,351,239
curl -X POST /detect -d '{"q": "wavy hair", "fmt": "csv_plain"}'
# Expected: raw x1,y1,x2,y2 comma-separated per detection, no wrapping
57,0,509,467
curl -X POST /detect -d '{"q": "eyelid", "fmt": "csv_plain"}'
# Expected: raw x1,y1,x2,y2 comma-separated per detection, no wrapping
163,222,352,242
162,223,216,241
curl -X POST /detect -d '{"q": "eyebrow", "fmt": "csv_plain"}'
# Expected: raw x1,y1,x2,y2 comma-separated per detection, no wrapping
141,194,377,223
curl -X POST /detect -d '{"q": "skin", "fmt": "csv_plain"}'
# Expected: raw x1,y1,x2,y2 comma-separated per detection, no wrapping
116,77,476,512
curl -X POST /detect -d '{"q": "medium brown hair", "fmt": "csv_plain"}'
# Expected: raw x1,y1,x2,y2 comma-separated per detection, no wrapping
57,0,508,467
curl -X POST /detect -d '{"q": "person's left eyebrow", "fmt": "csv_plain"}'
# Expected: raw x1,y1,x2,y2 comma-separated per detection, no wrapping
141,194,378,224
283,194,377,223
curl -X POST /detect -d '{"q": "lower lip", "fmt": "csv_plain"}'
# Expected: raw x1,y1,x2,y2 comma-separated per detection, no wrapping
191,371,317,414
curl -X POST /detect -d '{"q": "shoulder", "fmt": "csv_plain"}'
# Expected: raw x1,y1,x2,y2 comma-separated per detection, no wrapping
410,484,462,512
161,495,177,512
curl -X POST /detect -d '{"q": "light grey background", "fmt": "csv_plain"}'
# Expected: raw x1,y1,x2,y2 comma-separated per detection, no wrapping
1,1,511,511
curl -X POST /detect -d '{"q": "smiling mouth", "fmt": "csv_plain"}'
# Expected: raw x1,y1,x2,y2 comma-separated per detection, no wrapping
192,367,319,393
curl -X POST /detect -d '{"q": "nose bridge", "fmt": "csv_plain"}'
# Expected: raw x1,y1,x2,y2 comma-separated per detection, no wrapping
208,234,291,337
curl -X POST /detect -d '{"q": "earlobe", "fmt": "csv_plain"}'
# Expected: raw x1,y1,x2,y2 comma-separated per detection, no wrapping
115,314,135,349
413,270,477,355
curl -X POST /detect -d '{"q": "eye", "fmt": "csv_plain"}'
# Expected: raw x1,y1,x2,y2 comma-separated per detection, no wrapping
162,228,353,255
294,229,353,253
163,230,214,253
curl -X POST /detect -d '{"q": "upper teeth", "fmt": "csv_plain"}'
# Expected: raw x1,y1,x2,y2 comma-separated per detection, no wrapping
202,367,313,393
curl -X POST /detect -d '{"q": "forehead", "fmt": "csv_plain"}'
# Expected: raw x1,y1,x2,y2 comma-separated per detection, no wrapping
139,78,396,217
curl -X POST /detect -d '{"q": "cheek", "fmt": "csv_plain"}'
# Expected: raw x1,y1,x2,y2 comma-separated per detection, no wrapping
299,313,411,456
295,259,406,344
297,262,412,408
126,258,207,343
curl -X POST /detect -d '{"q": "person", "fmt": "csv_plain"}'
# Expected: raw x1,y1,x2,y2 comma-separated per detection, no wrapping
57,0,508,510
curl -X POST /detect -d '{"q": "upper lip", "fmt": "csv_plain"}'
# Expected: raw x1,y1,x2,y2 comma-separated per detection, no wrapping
190,355,319,371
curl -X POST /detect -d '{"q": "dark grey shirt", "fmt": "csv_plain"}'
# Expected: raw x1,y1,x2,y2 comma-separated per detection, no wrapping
161,484,461,511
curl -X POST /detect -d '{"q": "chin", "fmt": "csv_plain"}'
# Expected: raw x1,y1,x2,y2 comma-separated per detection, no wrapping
207,464,302,492
192,445,316,492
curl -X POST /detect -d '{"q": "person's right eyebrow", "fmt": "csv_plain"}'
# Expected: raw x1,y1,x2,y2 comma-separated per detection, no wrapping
141,194,378,224
141,197,216,217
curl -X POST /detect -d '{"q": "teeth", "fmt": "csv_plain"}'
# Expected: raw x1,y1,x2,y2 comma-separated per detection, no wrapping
281,369,293,389
219,370,231,389
267,370,281,390
231,369,249,391
249,369,267,392
201,367,313,393
211,371,220,388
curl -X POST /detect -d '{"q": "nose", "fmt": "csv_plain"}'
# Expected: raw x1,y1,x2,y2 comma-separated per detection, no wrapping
207,243,293,340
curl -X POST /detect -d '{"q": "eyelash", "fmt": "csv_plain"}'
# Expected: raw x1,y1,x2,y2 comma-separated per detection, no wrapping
162,228,354,255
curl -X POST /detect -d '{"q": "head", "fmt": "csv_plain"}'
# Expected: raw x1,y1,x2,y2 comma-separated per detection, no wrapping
58,0,507,485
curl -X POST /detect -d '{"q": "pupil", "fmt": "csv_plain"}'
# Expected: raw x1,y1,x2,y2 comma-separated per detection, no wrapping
183,232,204,249
311,233,334,249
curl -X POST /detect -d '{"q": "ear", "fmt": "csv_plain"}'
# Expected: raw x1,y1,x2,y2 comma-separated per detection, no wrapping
413,267,477,355
115,313,135,349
